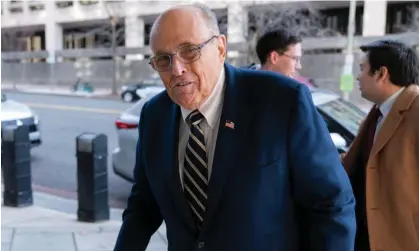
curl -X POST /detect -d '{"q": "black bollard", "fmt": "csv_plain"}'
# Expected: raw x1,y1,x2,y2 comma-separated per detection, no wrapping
2,125,33,207
76,132,109,222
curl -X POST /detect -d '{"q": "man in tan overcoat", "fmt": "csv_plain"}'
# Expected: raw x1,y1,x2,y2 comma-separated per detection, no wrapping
342,40,419,251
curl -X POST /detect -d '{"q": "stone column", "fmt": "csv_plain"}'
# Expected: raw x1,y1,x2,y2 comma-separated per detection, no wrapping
44,1,63,64
362,0,388,36
125,16,145,60
227,3,248,63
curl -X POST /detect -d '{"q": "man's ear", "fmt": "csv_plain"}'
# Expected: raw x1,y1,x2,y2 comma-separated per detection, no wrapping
377,66,389,81
268,51,279,65
217,35,227,60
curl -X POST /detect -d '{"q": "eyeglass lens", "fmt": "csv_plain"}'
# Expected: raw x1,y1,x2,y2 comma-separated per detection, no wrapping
151,45,201,71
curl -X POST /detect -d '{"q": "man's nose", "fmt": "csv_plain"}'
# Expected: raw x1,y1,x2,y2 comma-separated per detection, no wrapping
296,61,302,70
356,74,360,81
171,57,187,76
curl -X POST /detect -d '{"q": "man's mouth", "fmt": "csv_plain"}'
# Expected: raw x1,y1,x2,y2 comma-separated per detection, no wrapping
176,82,192,87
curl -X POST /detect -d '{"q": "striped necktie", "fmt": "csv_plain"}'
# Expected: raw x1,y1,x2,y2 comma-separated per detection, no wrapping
184,110,208,228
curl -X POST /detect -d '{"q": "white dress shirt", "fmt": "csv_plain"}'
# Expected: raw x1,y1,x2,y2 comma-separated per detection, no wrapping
178,68,226,186
374,87,405,141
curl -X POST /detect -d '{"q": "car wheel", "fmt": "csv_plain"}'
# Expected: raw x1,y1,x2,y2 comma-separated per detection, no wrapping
122,92,134,103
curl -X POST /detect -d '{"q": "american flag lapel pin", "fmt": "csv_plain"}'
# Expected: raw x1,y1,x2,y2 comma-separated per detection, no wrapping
225,120,235,129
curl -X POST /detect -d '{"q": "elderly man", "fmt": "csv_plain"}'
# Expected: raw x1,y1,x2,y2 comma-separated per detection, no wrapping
114,4,356,251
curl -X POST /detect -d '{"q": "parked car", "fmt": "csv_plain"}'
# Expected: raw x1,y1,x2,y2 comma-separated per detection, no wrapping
120,78,165,103
295,75,318,88
112,87,366,182
1,93,42,147
244,63,317,88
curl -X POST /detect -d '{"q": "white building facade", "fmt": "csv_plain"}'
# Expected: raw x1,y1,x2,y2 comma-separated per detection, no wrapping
0,0,412,63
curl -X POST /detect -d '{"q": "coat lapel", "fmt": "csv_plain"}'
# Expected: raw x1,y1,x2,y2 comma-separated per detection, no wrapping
371,85,419,157
202,64,253,231
343,111,369,174
164,103,196,231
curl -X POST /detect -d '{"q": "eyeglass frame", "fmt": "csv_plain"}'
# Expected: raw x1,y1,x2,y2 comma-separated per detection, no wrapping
149,35,219,72
278,51,302,63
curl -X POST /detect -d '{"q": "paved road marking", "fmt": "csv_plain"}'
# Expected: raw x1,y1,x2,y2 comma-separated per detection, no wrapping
25,102,122,115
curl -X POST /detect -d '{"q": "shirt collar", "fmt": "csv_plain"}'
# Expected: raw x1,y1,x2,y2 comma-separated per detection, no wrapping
181,67,226,129
379,87,405,117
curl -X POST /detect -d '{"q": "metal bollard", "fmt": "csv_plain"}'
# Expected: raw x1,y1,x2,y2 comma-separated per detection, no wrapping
76,132,109,222
2,125,33,207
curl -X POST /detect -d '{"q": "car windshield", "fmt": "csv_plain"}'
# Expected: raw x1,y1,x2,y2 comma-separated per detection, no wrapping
317,98,366,135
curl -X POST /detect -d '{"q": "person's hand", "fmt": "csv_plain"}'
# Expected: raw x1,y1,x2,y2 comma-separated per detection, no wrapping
339,153,346,161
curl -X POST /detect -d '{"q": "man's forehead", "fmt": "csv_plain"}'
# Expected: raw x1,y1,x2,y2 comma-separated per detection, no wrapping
285,43,302,54
151,31,207,55
150,7,208,52
151,6,207,36
360,53,369,64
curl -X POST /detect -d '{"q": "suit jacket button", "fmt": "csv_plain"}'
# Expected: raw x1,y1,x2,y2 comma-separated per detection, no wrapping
198,241,205,248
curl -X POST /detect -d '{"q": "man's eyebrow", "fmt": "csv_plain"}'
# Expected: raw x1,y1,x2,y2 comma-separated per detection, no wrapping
178,41,193,47
154,51,168,56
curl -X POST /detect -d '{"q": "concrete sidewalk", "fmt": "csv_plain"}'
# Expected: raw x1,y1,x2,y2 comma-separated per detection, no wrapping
1,190,168,251
1,205,168,251
1,83,114,98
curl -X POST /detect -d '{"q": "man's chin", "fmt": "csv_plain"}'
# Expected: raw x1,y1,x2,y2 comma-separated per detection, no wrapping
360,91,370,101
177,98,199,111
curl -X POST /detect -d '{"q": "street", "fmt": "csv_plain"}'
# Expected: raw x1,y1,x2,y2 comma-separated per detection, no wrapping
3,92,135,209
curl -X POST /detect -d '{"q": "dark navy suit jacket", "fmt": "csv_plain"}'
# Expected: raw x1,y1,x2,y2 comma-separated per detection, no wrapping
114,63,356,251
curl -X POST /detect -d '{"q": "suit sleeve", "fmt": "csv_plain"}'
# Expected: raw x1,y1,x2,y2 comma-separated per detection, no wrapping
288,84,356,251
114,101,163,251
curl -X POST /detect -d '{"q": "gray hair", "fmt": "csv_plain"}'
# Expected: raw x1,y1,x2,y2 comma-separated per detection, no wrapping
150,3,220,42
191,3,220,35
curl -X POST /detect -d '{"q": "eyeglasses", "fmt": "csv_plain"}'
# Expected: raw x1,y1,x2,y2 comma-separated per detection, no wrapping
149,36,218,72
280,53,302,63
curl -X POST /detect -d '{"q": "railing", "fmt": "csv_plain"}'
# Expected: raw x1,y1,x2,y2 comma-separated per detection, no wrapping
2,32,418,62
1,33,418,108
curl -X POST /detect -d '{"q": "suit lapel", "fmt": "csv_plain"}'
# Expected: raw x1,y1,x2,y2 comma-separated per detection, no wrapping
371,85,419,157
164,103,196,231
202,64,253,231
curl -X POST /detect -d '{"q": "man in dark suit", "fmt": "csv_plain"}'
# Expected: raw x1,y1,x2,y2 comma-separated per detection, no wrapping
114,3,356,251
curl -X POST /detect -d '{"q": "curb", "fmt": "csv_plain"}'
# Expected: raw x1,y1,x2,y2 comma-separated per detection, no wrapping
13,189,168,243
2,88,122,101
31,190,124,221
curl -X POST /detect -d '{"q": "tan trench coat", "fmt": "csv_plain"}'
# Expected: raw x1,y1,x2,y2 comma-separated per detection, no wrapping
342,85,419,251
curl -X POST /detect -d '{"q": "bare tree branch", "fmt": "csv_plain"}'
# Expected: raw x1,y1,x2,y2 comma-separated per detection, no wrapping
71,1,127,49
220,2,341,64
399,4,419,32
73,24,110,41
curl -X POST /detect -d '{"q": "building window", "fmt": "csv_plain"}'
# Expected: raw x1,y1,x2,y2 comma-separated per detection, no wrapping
9,0,23,13
29,1,45,11
64,34,74,49
56,1,73,8
387,2,419,33
321,6,363,36
30,36,42,51
78,0,99,6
